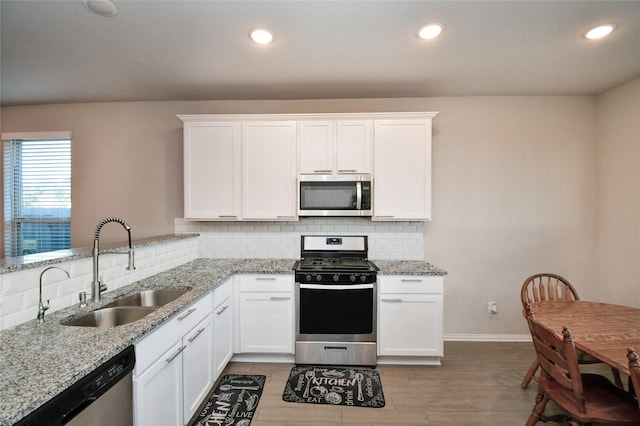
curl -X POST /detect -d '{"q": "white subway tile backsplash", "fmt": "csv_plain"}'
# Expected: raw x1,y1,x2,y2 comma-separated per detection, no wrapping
0,238,199,331
174,217,424,260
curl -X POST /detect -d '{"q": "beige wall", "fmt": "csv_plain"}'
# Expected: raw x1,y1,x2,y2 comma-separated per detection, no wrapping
2,88,636,336
593,78,640,305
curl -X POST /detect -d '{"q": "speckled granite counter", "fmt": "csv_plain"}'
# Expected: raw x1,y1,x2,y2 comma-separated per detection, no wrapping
0,257,445,425
373,260,448,276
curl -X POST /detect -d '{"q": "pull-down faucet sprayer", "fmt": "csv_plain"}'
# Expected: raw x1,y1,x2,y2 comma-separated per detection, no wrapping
92,217,136,302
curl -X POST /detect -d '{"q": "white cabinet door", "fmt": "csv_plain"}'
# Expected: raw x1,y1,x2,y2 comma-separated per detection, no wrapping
183,314,214,425
133,341,184,426
242,121,297,220
183,122,241,220
212,294,233,381
298,121,334,174
237,275,294,354
378,294,443,356
298,120,372,174
373,118,433,220
335,120,372,174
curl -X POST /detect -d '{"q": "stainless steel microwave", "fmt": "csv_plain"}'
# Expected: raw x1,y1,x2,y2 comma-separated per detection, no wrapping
298,174,372,217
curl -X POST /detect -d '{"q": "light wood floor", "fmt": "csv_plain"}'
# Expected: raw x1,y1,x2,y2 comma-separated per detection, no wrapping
197,341,618,426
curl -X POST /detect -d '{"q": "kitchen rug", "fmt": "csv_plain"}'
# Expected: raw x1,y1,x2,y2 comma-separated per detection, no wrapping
282,366,385,408
192,374,265,426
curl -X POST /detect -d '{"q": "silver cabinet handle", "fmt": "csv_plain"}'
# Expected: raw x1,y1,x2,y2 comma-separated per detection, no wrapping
215,305,229,315
166,346,185,363
187,327,205,343
218,215,238,218
313,169,332,173
381,298,404,302
400,279,423,283
270,296,291,301
338,169,357,173
255,277,276,281
177,308,196,321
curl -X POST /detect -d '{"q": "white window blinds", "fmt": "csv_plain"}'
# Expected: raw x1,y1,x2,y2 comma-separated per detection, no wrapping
3,133,72,257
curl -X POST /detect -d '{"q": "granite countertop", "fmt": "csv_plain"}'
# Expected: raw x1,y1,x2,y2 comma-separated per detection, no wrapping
0,257,445,425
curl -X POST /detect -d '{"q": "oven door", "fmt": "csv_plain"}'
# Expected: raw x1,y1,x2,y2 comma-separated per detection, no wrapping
296,283,376,343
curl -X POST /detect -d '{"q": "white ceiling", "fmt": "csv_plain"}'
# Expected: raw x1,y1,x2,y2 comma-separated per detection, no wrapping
1,0,639,106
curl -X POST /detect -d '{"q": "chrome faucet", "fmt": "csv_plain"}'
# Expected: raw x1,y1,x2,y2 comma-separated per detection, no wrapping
92,217,136,302
37,266,71,323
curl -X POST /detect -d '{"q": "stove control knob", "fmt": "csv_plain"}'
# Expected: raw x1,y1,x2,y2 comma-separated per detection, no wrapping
316,274,323,282
350,275,357,282
360,275,367,282
333,274,340,282
305,274,313,282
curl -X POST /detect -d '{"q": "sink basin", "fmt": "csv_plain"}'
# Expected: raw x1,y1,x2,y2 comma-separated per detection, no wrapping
105,289,190,308
61,307,157,328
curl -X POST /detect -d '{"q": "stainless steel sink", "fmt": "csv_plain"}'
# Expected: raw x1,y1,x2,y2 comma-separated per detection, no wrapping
61,307,157,328
105,289,190,308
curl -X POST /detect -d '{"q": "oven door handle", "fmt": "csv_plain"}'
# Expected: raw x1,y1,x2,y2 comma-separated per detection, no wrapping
299,283,374,290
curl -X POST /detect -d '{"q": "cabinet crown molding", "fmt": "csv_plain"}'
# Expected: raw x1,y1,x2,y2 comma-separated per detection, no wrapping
178,112,438,122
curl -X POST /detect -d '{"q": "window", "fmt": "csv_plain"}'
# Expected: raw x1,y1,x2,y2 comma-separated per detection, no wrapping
2,132,72,257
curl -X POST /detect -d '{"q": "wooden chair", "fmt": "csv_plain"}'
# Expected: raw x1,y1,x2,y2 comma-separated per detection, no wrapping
628,347,639,404
524,317,640,426
520,273,622,389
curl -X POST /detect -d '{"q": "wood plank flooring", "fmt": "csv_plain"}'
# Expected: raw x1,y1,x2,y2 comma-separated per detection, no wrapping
195,341,619,426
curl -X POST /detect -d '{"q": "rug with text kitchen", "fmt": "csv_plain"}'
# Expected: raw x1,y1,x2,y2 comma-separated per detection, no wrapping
192,374,265,426
282,366,385,408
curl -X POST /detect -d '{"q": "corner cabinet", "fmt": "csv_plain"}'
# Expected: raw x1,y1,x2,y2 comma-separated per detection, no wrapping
373,115,436,221
377,275,444,365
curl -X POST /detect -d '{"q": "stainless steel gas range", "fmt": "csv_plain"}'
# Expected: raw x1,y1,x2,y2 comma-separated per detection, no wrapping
292,235,378,366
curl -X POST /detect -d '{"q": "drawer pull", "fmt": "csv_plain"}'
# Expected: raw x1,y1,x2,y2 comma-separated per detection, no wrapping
188,328,206,343
337,169,357,173
313,169,332,173
400,279,423,283
255,277,276,281
166,346,185,363
381,298,404,302
270,296,291,301
177,308,196,321
215,305,229,315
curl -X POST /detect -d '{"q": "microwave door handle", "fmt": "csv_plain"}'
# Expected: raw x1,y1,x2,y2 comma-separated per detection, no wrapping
356,182,362,209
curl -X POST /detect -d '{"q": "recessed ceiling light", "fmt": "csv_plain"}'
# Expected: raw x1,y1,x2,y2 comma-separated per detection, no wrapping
585,24,616,40
249,28,274,44
82,0,118,17
417,23,444,40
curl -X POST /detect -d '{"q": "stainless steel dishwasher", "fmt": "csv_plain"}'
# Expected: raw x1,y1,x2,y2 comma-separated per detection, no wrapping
16,346,135,426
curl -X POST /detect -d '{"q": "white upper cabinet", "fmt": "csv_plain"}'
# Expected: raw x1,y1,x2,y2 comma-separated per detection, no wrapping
298,120,372,174
182,121,241,220
373,115,436,221
242,121,298,220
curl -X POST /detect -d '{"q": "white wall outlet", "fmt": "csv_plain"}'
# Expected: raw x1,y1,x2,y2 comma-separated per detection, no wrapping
488,301,498,314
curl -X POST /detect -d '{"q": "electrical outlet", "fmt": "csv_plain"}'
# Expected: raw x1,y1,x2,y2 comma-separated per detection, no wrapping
488,301,498,314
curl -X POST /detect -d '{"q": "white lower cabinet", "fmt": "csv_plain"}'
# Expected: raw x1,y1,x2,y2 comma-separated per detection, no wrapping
377,275,444,365
212,278,234,381
236,275,294,354
182,314,214,424
133,293,213,426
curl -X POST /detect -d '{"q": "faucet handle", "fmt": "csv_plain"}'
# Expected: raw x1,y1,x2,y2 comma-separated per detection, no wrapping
98,276,108,293
43,299,50,312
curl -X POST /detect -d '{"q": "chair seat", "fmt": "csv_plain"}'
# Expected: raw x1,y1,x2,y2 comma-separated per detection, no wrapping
540,373,640,424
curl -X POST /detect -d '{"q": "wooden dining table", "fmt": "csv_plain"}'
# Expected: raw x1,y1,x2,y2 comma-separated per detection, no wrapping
529,300,640,375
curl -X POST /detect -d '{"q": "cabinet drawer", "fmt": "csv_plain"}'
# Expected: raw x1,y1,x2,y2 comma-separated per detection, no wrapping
135,293,212,374
238,274,293,292
378,275,443,294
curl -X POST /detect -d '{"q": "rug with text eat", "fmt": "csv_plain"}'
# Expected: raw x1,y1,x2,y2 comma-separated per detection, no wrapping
192,374,265,426
282,366,385,408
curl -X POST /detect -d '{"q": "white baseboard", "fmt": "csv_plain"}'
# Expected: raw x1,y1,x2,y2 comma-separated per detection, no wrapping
444,333,531,342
